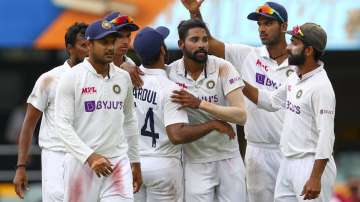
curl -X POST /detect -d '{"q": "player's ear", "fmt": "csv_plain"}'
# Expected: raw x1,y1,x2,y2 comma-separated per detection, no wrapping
178,39,184,50
281,22,288,32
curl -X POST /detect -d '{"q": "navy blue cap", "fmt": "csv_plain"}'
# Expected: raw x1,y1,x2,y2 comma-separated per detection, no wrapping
247,2,288,23
104,12,139,32
85,19,119,40
133,26,170,61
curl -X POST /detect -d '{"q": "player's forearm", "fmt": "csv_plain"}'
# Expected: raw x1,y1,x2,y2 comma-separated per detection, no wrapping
199,101,246,125
166,121,217,144
242,81,259,104
309,159,328,180
17,105,42,165
189,9,203,21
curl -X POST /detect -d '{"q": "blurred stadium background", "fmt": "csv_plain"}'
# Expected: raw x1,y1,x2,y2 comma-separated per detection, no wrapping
0,0,359,201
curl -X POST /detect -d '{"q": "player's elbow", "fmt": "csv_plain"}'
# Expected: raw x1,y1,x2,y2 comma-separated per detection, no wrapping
235,109,247,126
166,124,186,145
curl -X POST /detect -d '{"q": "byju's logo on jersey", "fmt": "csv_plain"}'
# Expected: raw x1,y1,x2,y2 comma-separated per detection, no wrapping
82,87,97,95
84,100,123,112
255,73,280,89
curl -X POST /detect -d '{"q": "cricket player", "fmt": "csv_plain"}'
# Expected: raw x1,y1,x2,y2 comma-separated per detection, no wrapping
105,12,144,88
181,1,294,201
55,19,140,202
13,22,88,201
132,26,237,202
243,23,336,202
168,19,247,202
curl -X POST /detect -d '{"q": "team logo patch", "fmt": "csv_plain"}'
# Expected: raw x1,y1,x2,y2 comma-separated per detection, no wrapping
286,69,295,77
113,84,121,94
296,90,303,98
206,80,215,89
101,21,112,29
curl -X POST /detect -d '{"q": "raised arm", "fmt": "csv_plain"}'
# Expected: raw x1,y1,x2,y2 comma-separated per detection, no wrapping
181,0,225,58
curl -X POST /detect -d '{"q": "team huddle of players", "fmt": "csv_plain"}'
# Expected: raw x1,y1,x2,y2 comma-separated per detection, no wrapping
13,1,337,202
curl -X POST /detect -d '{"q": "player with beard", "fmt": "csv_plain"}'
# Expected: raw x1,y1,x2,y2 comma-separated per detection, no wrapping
181,1,295,201
55,19,140,202
169,19,247,202
243,23,336,202
13,22,88,201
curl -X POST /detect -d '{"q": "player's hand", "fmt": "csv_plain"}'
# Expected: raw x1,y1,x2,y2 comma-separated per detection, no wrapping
171,89,201,109
87,153,113,177
120,62,144,88
181,0,204,14
300,176,321,200
211,120,236,140
131,162,142,193
13,167,29,199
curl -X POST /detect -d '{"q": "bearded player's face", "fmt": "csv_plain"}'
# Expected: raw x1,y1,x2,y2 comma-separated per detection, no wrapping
180,27,209,64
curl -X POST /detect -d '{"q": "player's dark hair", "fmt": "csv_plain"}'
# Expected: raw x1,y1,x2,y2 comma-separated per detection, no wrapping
313,49,323,61
177,19,209,41
65,22,88,48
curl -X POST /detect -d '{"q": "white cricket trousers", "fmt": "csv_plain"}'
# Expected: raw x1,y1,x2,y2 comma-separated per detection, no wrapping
134,157,183,202
63,154,133,202
184,156,247,202
274,155,336,202
41,149,66,202
245,142,282,202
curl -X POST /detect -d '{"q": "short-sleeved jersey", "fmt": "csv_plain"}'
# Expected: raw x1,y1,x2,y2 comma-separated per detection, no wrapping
134,66,189,159
168,55,244,163
27,61,70,151
55,59,139,163
258,62,336,159
225,44,295,145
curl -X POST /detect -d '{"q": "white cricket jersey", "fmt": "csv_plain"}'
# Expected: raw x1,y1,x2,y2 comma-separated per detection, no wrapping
27,61,70,152
55,58,139,164
168,55,244,163
258,62,335,159
225,44,295,145
134,66,189,159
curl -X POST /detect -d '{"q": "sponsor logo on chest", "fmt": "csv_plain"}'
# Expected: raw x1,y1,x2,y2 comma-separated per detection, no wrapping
82,86,97,95
255,73,280,89
84,100,123,112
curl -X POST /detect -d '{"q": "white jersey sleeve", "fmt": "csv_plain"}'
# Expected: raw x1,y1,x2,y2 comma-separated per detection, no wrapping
312,86,336,160
220,60,245,95
163,86,189,127
27,74,50,112
55,70,94,163
123,74,140,163
224,43,253,74
258,82,287,112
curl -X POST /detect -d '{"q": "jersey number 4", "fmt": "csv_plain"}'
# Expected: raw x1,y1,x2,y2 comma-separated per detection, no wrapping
141,108,159,148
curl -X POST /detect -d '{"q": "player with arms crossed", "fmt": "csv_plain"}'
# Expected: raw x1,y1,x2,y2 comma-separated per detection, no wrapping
169,19,247,202
55,19,140,202
13,22,88,201
244,23,336,202
132,26,237,202
181,1,294,201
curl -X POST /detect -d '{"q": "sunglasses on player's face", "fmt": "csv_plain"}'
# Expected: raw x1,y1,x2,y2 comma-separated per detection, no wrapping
256,4,284,22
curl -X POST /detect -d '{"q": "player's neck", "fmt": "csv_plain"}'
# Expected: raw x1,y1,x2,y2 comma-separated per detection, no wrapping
113,55,125,67
146,60,165,70
267,40,288,64
297,58,319,78
88,57,110,78
183,57,205,80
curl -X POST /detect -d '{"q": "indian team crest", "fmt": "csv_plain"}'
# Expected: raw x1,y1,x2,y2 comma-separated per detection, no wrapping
296,89,303,98
286,69,295,77
113,84,121,94
101,20,112,29
206,80,215,89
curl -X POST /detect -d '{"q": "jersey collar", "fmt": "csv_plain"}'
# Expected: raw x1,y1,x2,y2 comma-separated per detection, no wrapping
259,45,290,71
176,57,216,80
139,65,167,77
84,58,115,80
296,61,324,81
